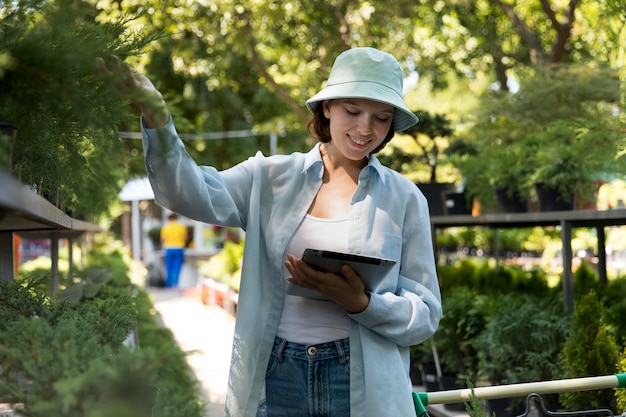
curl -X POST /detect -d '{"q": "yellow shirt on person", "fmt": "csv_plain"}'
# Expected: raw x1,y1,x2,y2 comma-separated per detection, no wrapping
161,221,187,248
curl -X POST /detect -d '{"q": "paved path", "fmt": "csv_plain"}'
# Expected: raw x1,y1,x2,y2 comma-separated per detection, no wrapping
148,287,235,417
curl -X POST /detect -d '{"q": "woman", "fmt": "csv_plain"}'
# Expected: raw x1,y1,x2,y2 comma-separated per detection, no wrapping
98,47,441,417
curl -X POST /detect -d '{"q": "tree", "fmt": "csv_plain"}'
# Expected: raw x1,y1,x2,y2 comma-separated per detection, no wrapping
0,0,156,219
3,0,624,220
411,0,624,90
454,64,625,207
378,110,454,182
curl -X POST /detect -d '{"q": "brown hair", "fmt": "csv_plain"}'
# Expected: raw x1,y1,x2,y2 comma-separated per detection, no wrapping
306,101,395,154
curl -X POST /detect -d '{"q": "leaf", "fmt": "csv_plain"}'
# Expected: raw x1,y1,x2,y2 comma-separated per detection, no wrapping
85,268,113,285
59,283,84,304
82,283,103,299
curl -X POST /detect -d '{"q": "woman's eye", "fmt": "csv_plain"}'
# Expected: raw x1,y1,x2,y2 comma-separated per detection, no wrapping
345,108,358,115
376,117,390,122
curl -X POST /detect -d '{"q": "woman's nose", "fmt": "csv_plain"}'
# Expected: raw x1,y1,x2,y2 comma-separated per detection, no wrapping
356,115,373,134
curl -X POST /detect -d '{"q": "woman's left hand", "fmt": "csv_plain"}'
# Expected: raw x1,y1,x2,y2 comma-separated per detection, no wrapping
284,254,370,313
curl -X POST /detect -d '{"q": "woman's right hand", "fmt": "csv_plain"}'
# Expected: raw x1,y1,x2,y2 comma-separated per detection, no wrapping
284,254,370,314
96,55,169,128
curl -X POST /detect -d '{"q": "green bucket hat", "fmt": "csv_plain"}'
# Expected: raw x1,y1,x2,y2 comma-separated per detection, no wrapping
306,47,419,132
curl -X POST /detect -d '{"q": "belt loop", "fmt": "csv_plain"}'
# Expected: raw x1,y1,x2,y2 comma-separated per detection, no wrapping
335,338,350,364
275,337,288,362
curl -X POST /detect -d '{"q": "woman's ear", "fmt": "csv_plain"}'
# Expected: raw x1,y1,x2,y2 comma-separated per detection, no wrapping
322,100,332,119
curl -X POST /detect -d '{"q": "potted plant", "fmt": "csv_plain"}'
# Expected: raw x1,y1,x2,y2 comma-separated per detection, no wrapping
530,117,624,211
476,293,569,414
488,143,533,213
447,132,532,214
379,110,459,215
433,288,488,380
409,342,435,389
431,287,489,410
197,239,243,314
455,64,624,213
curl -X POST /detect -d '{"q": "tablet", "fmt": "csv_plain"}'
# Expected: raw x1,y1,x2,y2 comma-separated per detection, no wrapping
286,248,397,300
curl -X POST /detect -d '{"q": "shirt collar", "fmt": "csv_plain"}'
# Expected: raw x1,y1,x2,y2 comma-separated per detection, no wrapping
302,142,387,184
302,142,324,174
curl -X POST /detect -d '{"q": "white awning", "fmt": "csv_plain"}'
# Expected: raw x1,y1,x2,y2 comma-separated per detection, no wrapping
119,177,154,201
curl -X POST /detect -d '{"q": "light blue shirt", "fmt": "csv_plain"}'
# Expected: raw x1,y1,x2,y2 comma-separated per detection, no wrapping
142,118,442,417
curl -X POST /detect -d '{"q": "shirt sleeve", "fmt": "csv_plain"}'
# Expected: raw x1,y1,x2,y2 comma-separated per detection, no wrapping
349,192,442,348
141,116,255,229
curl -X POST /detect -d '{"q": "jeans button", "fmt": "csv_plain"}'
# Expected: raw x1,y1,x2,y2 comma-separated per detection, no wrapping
307,346,318,356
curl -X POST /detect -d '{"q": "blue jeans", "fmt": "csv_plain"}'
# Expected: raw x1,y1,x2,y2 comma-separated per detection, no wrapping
256,337,350,417
164,248,184,287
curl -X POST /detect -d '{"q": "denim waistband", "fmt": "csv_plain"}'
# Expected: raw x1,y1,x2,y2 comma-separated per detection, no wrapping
272,336,350,364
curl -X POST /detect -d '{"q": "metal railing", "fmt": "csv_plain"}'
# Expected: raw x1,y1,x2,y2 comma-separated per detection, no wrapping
413,373,626,417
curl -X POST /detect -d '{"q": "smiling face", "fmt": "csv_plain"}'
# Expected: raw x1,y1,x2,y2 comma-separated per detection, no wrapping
322,98,394,162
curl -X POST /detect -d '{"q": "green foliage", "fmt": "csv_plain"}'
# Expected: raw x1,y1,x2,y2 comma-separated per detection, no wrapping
3,0,625,222
0,0,157,220
432,288,489,377
59,268,113,304
198,238,244,291
617,347,626,413
416,259,626,412
0,277,68,328
600,277,626,348
465,382,493,417
0,279,143,415
457,64,625,207
437,227,542,257
437,258,551,297
378,110,454,182
558,291,620,412
476,293,569,409
132,290,205,417
572,259,600,295
0,249,205,417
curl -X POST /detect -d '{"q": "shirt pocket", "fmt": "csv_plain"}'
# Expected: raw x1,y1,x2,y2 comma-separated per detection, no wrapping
362,232,402,293
370,232,402,263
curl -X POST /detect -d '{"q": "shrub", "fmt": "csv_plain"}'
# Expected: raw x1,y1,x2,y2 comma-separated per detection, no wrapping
0,249,205,417
432,288,489,378
476,293,568,409
437,258,550,297
558,291,620,412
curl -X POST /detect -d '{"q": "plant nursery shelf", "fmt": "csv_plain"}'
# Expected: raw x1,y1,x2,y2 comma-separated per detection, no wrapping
0,170,103,283
430,208,626,314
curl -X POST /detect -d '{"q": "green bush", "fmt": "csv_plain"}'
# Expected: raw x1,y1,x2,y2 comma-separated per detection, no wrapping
432,288,489,378
437,258,551,297
0,248,205,417
198,238,244,291
617,347,626,413
476,293,569,409
558,291,620,412
599,277,626,348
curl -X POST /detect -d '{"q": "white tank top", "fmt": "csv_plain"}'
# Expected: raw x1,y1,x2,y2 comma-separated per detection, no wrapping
277,214,351,344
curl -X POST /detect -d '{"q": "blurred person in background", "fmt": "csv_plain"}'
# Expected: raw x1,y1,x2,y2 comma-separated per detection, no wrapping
160,213,187,288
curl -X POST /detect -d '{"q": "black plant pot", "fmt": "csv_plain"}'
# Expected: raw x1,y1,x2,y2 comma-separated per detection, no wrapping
440,374,467,411
535,182,574,212
0,120,18,140
417,182,454,216
493,187,528,213
409,359,423,386
485,397,525,417
420,361,440,392
442,191,472,215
